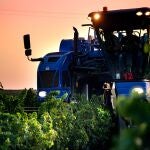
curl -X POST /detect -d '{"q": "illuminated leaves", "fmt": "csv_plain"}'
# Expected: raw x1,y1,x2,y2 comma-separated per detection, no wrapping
113,94,150,149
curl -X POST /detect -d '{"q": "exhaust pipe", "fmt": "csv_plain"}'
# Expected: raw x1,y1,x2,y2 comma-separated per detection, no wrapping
73,27,78,53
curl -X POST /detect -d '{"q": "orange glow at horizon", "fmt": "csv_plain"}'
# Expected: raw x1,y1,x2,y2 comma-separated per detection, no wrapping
0,0,149,89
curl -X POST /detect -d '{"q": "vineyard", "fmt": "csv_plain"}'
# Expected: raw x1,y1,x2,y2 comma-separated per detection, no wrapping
0,89,115,149
1,89,150,149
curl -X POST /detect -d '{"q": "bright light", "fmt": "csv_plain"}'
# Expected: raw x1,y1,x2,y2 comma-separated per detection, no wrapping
146,82,150,102
145,11,150,16
39,91,47,98
131,87,144,95
93,13,101,20
136,11,143,16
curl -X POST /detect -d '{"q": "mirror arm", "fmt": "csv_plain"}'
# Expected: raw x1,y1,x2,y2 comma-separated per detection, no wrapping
31,58,44,62
27,56,43,62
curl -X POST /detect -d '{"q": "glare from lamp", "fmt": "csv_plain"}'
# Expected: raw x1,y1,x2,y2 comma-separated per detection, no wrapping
39,91,47,98
131,87,144,95
145,11,150,16
136,11,143,16
93,13,101,20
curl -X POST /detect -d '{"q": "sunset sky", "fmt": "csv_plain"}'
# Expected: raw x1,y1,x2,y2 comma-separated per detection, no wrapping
0,0,150,89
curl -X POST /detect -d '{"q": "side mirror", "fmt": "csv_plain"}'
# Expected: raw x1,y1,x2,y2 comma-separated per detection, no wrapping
23,34,32,56
23,34,30,49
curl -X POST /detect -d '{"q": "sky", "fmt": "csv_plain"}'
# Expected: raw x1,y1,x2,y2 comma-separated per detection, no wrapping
0,0,150,89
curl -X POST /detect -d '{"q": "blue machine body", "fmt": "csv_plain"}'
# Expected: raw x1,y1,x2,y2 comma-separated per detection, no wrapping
37,38,105,101
115,81,147,96
37,50,73,101
35,7,150,101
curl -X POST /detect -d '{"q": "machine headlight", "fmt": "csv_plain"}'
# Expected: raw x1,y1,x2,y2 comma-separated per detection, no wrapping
136,11,143,16
131,87,144,95
39,91,47,98
93,13,101,20
145,11,150,16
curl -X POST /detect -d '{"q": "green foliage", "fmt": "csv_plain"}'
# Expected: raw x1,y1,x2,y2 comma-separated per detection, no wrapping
0,91,24,113
89,94,104,106
23,88,38,107
112,94,150,150
72,100,112,150
38,93,113,150
0,94,5,112
0,112,57,149
0,88,38,113
144,66,150,79
0,91,114,150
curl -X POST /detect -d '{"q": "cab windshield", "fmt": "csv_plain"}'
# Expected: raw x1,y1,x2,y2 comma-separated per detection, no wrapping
89,7,150,80
37,70,59,88
96,28,149,80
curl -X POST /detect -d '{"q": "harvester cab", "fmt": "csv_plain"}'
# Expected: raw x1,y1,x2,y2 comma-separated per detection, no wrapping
23,7,150,102
88,7,150,100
